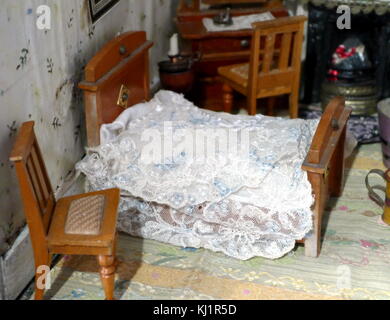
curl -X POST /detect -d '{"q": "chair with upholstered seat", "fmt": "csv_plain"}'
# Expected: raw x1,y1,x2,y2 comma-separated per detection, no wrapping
218,16,307,117
10,121,120,300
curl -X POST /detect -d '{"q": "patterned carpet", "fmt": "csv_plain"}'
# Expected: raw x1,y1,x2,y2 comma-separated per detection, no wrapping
40,143,390,300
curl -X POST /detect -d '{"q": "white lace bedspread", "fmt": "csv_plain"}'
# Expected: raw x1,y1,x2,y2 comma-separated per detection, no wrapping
76,90,319,260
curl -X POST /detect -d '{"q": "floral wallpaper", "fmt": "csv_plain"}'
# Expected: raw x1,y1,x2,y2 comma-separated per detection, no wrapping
0,0,178,255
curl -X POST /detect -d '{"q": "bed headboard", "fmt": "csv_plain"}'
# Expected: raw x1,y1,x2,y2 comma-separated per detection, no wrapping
79,31,153,147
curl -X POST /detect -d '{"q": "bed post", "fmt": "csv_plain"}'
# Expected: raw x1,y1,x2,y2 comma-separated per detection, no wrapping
304,171,326,257
81,90,102,148
328,125,347,197
302,97,351,257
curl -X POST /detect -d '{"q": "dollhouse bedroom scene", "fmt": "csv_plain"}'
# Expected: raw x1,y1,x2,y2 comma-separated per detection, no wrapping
1,0,390,301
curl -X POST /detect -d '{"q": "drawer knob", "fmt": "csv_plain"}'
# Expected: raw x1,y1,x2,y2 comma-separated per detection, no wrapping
240,39,249,48
119,45,127,55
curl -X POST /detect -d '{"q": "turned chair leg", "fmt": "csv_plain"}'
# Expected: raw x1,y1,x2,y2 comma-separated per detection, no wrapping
34,281,45,300
222,84,233,113
98,255,116,300
247,96,257,116
34,252,51,300
34,266,45,300
112,237,120,268
289,90,299,119
267,97,276,116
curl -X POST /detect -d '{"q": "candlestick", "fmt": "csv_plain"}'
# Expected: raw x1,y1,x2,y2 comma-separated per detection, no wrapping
168,33,179,57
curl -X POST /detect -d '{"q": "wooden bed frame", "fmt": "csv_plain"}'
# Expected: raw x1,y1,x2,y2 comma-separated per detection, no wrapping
79,31,352,258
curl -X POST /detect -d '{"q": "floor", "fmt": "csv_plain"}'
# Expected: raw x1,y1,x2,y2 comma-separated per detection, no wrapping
20,142,390,300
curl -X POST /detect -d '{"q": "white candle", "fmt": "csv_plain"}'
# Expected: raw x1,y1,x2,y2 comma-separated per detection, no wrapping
168,33,179,56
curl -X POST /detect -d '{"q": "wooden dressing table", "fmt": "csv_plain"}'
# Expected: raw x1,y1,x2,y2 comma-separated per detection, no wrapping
176,0,289,110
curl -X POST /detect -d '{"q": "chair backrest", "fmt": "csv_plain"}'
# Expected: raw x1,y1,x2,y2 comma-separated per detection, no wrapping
10,121,55,252
247,15,307,98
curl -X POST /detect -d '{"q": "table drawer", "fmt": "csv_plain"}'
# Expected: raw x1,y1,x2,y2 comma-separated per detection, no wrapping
198,37,252,54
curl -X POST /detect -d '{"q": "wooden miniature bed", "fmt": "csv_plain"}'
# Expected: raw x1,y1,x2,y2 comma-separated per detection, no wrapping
79,31,352,258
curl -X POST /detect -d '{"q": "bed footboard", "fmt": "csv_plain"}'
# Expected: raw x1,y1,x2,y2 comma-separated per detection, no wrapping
301,96,352,257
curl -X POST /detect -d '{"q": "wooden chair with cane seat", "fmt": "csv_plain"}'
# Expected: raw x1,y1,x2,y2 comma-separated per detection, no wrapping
218,16,307,117
10,121,120,300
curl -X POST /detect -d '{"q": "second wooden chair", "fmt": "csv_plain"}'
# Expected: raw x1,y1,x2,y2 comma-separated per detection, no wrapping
218,16,307,117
